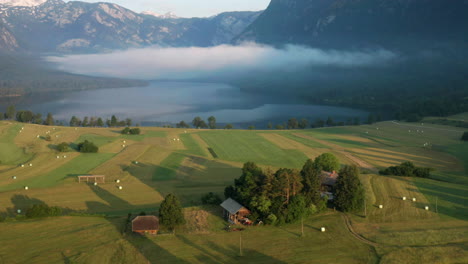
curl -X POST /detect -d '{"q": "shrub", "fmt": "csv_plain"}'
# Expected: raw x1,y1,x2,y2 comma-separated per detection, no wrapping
201,192,222,205
379,161,433,178
77,140,98,153
25,204,62,218
57,142,70,152
45,135,52,141
265,214,277,225
314,153,340,172
121,127,141,135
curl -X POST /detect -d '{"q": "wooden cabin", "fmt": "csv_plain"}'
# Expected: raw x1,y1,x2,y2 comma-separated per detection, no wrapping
132,215,159,235
220,198,250,225
320,171,339,200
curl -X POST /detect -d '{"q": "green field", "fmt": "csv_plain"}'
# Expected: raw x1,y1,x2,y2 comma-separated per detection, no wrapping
198,131,309,168
0,115,467,263
0,123,34,165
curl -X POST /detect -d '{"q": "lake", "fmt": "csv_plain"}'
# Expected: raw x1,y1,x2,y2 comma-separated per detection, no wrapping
14,81,368,128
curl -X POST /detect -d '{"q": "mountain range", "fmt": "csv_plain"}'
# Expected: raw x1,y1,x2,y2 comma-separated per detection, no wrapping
0,0,261,53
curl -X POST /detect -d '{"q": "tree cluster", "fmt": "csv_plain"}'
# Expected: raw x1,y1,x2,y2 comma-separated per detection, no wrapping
121,127,141,135
201,192,222,205
70,115,131,128
224,158,333,225
25,204,62,218
379,161,433,178
0,105,54,125
56,142,71,152
77,140,98,153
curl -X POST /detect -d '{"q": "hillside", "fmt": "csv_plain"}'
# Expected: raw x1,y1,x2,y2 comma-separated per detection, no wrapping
0,117,466,263
236,0,468,50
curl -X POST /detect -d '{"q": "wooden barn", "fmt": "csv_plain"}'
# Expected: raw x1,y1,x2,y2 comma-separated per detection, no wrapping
132,215,159,235
320,170,339,200
220,198,251,224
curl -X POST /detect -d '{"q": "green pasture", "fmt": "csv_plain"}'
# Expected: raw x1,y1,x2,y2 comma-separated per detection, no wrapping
198,131,308,168
74,134,116,147
180,133,208,157
0,124,33,165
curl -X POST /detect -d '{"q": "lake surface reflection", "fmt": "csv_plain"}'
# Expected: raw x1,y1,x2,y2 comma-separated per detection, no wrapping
16,82,368,128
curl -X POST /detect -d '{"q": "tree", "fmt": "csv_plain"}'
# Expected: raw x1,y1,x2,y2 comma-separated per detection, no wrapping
298,118,309,129
57,142,70,152
159,194,185,233
267,122,273,129
248,125,255,130
176,121,190,128
110,115,118,127
285,195,307,223
314,153,340,172
77,140,98,153
69,116,80,127
6,105,15,120
125,118,132,127
208,116,216,129
201,192,222,205
224,124,233,129
315,118,325,128
33,113,42,124
367,114,376,124
326,117,334,127
121,127,130,134
462,132,468,141
97,117,104,127
44,113,54,126
16,110,33,123
300,159,322,206
82,116,89,127
273,168,303,205
192,117,203,128
334,165,365,212
275,124,284,130
287,118,298,129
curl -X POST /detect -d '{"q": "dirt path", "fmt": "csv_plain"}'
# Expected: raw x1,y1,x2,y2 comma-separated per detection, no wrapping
293,133,378,172
342,214,379,248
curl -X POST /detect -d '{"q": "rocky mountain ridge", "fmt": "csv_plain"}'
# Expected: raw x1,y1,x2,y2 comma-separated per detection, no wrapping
0,0,261,53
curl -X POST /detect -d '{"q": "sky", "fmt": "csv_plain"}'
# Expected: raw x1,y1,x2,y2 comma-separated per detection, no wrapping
68,0,271,17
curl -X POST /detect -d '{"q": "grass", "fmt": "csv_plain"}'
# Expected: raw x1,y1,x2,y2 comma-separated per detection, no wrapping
0,153,115,191
0,212,377,264
120,130,167,141
0,123,33,165
198,131,309,168
179,133,208,157
0,119,468,263
153,152,187,181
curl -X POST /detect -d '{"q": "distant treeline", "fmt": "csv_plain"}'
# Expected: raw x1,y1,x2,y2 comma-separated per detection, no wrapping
0,105,136,128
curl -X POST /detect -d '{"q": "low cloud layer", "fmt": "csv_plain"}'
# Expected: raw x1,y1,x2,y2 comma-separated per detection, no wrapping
46,43,396,80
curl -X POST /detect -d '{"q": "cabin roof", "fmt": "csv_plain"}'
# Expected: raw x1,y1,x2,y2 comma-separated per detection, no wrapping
321,171,339,186
220,198,245,214
132,215,159,231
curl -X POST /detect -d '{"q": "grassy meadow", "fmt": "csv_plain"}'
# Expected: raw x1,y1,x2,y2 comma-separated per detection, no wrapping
0,115,467,263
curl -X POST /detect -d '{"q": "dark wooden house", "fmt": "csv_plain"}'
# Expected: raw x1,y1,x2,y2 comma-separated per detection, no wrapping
320,171,339,200
220,198,250,224
132,215,159,235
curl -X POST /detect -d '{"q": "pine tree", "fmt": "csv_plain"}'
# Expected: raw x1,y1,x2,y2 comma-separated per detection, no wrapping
45,113,54,126
159,194,185,233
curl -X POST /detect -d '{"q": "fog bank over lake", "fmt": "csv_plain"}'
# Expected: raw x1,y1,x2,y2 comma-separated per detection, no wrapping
17,82,368,128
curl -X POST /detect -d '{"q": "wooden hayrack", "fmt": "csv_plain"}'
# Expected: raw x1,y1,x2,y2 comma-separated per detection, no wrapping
78,175,105,183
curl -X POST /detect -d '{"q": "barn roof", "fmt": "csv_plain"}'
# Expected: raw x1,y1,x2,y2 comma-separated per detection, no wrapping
132,215,159,231
220,198,245,214
321,171,339,186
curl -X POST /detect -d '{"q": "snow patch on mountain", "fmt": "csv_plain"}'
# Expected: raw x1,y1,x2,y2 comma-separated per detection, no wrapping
141,10,178,19
0,0,46,7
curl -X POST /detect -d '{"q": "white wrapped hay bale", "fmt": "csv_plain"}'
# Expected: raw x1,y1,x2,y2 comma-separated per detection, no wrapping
24,186,29,190
118,186,123,190
412,198,417,202
116,179,120,183
379,205,383,209
321,227,326,232
402,197,407,201
425,206,429,211
94,182,98,186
